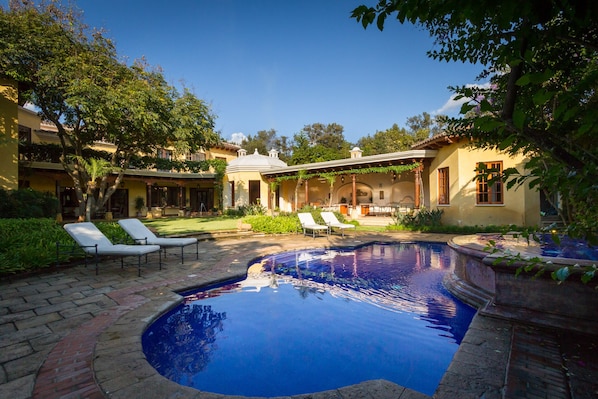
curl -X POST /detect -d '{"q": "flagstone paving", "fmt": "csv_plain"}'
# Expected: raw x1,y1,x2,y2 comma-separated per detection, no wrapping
1,231,597,399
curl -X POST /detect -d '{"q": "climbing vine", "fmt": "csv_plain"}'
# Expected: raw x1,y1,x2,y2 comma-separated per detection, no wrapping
273,162,421,183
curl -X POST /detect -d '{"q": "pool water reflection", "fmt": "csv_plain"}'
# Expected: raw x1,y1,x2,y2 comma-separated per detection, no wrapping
143,242,476,397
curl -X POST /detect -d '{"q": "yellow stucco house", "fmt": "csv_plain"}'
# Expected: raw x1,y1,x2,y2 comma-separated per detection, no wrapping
0,78,19,192
412,133,540,227
1,77,541,227
225,139,541,227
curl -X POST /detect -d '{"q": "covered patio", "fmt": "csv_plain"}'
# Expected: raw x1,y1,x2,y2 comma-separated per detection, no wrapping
261,147,438,219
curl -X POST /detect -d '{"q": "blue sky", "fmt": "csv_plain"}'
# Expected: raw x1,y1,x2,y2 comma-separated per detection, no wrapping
33,1,485,144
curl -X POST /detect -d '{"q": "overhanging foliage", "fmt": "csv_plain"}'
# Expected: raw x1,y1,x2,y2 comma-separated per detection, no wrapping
353,0,598,241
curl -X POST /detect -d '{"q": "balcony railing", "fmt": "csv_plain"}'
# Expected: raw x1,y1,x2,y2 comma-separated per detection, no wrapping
18,143,226,174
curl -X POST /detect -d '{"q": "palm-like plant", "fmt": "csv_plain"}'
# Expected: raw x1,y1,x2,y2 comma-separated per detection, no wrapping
69,156,115,220
72,157,114,186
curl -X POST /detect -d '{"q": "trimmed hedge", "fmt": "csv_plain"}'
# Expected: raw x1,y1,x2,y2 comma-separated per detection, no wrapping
243,215,301,234
0,219,128,276
386,223,524,234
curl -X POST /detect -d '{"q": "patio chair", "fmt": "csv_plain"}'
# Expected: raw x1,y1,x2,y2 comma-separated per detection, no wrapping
118,218,199,264
61,222,162,276
298,213,329,238
321,211,356,237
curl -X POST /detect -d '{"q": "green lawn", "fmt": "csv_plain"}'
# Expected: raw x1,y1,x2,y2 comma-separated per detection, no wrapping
142,215,388,236
143,216,242,235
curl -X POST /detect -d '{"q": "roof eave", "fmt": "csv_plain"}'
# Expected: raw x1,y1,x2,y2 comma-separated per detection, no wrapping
261,149,437,177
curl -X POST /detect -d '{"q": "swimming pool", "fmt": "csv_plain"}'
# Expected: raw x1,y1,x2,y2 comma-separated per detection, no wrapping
539,234,598,260
143,242,476,397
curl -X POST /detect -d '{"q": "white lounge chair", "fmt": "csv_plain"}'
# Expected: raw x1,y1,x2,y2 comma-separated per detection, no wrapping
62,222,162,276
321,211,355,237
118,218,198,263
298,213,329,238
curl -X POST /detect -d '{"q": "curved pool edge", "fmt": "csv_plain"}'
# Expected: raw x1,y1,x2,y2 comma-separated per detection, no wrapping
93,236,456,399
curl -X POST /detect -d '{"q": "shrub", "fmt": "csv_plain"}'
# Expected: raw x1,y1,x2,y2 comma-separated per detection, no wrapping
0,188,59,219
387,222,523,234
391,207,444,229
223,208,244,217
0,219,127,276
243,214,300,234
0,219,68,274
242,203,267,215
225,203,267,217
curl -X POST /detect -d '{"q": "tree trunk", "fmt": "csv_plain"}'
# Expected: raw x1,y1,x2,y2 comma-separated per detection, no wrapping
85,196,92,222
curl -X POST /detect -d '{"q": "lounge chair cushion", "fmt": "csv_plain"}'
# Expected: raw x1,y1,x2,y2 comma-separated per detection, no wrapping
298,213,328,231
118,218,197,247
321,212,356,229
63,223,161,255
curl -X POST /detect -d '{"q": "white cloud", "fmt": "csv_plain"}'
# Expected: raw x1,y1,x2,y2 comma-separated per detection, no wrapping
434,94,468,116
230,132,246,145
433,82,492,116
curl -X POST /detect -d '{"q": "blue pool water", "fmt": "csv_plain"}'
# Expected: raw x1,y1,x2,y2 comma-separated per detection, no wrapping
540,234,598,260
143,242,476,397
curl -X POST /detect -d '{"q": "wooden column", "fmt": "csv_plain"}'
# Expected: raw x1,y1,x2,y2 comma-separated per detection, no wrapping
414,163,423,209
146,182,152,208
178,185,183,208
267,179,272,210
352,175,357,209
304,179,309,206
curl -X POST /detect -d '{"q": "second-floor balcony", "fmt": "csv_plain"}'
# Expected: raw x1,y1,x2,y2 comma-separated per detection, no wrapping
18,143,225,177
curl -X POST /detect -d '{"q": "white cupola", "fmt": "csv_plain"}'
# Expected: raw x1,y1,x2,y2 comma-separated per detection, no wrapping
350,147,363,159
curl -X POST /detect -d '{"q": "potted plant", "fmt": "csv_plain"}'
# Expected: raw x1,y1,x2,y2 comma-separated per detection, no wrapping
134,196,146,217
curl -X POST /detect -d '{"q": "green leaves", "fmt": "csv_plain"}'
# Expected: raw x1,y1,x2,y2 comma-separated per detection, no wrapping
351,1,598,240
532,89,555,106
552,266,570,282
172,88,219,155
512,108,525,130
581,266,596,284
351,5,376,29
1,2,223,220
516,69,555,87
